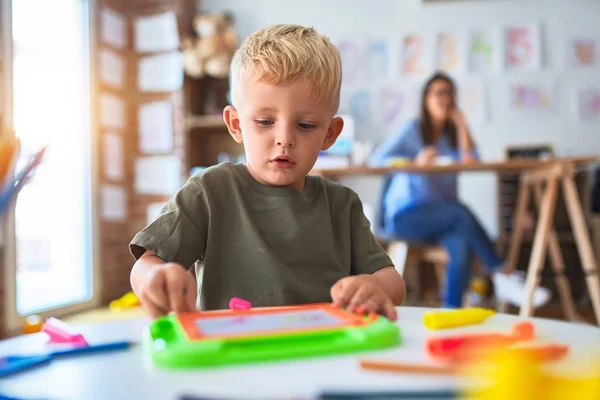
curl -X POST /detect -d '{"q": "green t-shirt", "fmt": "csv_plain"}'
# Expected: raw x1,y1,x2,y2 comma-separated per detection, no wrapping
129,162,393,310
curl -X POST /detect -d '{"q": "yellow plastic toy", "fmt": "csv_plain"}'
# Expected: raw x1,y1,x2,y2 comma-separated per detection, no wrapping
464,347,600,400
423,307,495,330
389,158,409,167
109,291,140,311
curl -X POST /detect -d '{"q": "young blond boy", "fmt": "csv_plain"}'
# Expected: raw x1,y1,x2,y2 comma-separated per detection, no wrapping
129,24,405,320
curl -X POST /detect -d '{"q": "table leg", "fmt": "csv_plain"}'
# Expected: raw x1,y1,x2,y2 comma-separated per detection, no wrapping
498,178,531,313
562,175,600,325
520,176,558,317
533,183,583,322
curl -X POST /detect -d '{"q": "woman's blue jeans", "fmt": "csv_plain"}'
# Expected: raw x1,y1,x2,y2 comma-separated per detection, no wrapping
389,200,503,308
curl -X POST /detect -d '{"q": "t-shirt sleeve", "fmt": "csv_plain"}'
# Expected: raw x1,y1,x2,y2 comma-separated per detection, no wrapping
129,177,208,268
349,193,394,275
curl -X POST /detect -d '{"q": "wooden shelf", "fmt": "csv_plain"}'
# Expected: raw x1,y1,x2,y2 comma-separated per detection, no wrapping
184,115,227,130
181,74,233,171
183,114,242,171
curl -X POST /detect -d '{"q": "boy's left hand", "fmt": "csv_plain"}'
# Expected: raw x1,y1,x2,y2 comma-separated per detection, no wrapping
330,275,397,321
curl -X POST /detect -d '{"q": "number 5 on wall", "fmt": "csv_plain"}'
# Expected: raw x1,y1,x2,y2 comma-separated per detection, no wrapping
505,25,542,70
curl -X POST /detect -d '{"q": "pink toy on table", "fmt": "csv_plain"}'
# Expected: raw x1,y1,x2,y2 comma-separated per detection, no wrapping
42,317,89,346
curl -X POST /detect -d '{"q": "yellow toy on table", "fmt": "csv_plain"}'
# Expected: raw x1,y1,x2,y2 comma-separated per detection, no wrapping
464,346,600,400
423,307,496,330
388,157,409,167
109,291,140,311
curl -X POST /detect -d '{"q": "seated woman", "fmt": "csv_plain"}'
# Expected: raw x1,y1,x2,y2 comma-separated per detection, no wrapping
369,72,550,309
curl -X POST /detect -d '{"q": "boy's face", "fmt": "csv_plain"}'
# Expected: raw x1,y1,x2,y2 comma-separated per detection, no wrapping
223,76,343,190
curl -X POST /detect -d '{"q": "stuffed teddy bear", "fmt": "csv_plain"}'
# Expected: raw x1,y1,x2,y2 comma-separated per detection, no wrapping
182,12,237,80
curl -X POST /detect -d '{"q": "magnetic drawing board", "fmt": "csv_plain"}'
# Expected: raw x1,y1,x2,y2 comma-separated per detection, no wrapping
194,309,344,338
176,303,370,341
144,303,401,369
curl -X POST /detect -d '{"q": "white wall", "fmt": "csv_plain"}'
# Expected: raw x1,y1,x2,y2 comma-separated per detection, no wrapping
200,0,600,238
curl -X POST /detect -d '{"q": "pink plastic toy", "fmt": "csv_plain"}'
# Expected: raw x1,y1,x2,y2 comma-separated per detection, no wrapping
42,317,89,346
229,297,252,311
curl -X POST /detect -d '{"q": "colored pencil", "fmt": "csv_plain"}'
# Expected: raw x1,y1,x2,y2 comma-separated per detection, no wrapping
359,359,456,375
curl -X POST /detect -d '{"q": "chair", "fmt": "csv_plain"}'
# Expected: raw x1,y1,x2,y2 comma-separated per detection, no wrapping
374,175,449,301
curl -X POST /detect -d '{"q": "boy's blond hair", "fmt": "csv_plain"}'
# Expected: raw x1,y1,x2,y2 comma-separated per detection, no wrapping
230,24,342,112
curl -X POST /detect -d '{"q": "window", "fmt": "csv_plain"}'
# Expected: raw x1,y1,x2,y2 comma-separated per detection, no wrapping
6,0,96,320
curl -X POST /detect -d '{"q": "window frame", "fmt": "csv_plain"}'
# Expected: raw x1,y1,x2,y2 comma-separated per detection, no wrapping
1,0,102,334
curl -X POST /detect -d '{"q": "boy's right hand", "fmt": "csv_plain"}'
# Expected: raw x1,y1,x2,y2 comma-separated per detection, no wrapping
138,262,197,319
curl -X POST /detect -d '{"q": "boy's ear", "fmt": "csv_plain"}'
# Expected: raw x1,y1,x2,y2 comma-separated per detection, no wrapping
321,116,344,151
223,105,243,144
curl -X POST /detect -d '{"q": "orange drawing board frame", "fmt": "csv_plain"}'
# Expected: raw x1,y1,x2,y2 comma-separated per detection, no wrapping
177,303,377,341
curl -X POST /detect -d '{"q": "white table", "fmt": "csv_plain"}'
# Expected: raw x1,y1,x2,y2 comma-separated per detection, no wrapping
1,307,599,400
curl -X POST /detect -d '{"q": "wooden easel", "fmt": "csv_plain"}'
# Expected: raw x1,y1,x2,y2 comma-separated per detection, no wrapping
504,160,600,324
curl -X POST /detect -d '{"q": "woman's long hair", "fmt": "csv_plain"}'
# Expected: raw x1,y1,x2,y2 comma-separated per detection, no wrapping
419,72,458,149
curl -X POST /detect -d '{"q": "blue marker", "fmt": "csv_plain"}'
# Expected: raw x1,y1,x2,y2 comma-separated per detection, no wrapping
0,341,132,378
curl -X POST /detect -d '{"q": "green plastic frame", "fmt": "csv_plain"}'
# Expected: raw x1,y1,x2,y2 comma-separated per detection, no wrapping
144,304,401,369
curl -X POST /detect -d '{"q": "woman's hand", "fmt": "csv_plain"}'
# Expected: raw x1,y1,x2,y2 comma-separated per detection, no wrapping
450,108,467,129
451,108,477,163
461,152,477,165
415,146,437,165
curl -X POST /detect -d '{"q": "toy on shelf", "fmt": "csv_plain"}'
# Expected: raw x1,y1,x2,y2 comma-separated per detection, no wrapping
144,303,401,369
181,12,238,80
423,307,495,330
109,291,141,312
